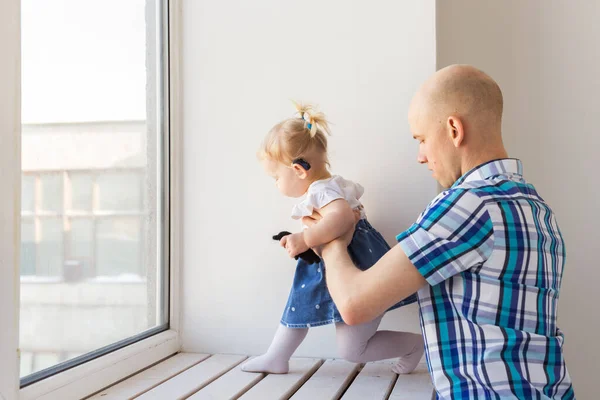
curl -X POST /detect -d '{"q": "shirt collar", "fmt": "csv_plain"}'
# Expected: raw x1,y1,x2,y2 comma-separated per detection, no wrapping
451,158,523,188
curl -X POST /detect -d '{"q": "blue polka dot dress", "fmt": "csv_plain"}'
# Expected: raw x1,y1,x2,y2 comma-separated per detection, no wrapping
280,176,418,328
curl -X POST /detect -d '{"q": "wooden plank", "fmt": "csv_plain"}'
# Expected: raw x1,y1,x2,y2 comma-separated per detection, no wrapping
290,359,359,400
389,364,433,400
239,358,322,400
341,361,397,400
187,364,264,400
135,354,247,400
88,353,209,399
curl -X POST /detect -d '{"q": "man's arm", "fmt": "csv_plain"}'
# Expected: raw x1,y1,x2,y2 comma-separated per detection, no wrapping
321,240,427,325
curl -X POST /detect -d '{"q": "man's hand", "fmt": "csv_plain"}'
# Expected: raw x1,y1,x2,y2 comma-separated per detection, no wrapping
280,232,309,258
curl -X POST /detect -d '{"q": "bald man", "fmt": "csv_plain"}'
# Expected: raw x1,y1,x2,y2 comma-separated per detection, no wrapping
308,65,575,399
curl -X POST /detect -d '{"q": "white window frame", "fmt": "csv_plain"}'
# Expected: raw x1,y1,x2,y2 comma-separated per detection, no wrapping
0,0,23,398
0,0,183,398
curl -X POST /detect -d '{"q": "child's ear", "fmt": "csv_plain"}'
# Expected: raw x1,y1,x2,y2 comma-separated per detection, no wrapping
292,163,309,179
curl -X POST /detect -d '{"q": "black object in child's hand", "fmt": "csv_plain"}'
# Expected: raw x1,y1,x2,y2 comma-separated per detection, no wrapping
273,231,321,264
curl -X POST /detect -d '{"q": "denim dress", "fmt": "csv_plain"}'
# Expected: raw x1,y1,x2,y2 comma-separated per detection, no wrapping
280,219,418,328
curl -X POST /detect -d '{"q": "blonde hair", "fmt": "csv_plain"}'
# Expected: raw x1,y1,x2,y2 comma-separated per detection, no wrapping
259,102,332,167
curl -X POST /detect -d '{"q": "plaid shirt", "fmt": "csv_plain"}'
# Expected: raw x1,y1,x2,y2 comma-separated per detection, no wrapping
397,159,575,399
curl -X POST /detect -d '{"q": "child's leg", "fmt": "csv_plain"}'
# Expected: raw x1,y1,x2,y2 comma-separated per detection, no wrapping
241,324,308,374
335,316,424,374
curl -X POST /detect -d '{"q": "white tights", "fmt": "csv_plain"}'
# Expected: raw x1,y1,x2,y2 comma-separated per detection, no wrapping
241,316,424,374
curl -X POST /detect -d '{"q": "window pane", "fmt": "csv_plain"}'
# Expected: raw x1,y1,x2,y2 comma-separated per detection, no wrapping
20,352,34,377
70,173,93,212
96,218,141,277
22,175,35,212
20,0,167,381
67,218,94,278
38,219,63,276
33,353,61,372
97,172,141,212
20,220,36,276
40,174,63,213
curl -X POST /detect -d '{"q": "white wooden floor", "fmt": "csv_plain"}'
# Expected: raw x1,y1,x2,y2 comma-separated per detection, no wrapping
88,353,433,400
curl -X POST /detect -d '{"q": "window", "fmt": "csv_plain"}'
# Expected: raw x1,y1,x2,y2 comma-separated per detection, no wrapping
40,174,63,213
20,219,36,276
20,0,169,385
97,172,143,212
69,173,93,212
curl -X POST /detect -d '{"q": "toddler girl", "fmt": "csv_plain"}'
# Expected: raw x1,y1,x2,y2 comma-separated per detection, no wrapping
242,103,423,374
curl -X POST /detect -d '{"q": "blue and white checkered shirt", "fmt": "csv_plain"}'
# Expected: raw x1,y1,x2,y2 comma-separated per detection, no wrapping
397,159,575,399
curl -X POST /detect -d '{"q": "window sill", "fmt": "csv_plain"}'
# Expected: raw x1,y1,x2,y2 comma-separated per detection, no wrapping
19,329,179,400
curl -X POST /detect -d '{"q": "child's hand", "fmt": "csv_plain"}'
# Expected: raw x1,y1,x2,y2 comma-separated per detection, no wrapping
280,232,309,258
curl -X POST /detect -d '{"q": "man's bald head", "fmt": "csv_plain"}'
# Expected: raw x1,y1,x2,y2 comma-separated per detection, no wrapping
408,65,508,188
412,65,504,135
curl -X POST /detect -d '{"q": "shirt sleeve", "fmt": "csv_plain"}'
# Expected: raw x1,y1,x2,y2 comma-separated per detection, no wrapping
308,188,345,210
291,185,345,220
396,189,495,286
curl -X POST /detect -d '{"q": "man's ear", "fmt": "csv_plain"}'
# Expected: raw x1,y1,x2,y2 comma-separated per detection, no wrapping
292,163,309,179
447,116,465,148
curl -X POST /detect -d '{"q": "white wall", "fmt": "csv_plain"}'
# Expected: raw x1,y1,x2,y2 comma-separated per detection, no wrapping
181,0,436,357
437,1,598,397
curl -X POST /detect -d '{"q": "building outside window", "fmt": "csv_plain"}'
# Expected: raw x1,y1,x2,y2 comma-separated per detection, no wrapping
19,0,169,383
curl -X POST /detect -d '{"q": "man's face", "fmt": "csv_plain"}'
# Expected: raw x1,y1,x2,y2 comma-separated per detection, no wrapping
408,97,459,188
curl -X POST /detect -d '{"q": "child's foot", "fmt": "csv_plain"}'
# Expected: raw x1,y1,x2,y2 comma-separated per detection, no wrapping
392,344,425,374
241,355,289,374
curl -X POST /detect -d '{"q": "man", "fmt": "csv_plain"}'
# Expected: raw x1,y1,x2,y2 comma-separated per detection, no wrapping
310,65,575,399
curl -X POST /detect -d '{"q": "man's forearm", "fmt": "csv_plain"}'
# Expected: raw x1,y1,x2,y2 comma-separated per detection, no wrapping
321,241,364,323
322,241,428,325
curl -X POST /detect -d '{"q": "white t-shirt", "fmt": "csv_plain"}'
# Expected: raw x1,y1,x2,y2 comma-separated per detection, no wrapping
291,175,366,220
